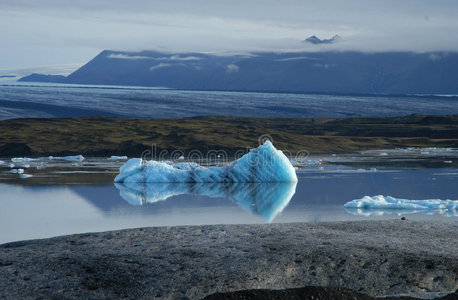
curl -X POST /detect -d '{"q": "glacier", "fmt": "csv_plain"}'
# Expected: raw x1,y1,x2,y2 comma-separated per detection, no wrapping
114,141,297,183
115,182,297,222
344,195,457,216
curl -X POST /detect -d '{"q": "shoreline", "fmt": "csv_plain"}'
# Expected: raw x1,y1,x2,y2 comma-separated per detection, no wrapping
1,220,457,299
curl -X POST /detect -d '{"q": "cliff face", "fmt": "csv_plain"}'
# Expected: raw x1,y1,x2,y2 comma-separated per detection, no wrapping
20,50,458,94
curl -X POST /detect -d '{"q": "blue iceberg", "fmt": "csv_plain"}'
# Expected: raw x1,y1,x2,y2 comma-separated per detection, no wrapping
344,195,457,216
115,182,297,222
114,141,297,183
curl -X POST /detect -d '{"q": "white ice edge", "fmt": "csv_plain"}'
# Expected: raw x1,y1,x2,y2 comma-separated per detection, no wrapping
108,155,128,160
10,168,24,174
11,157,39,162
114,141,298,183
344,195,457,216
48,155,85,162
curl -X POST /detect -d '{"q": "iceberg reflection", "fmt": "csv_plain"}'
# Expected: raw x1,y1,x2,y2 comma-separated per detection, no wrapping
114,182,297,222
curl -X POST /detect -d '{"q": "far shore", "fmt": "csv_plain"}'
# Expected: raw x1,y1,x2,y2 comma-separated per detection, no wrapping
0,114,457,157
1,220,457,299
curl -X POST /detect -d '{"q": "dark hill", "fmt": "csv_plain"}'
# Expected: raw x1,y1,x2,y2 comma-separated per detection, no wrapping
19,50,458,94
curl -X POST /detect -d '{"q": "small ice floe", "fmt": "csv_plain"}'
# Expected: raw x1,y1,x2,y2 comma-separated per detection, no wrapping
48,155,85,162
19,174,33,179
115,141,297,183
0,160,4,165
344,195,457,216
21,164,30,168
10,168,24,174
36,163,45,170
444,160,452,164
178,155,185,160
108,155,128,160
291,159,322,167
11,157,38,163
379,152,388,156
8,163,15,168
306,159,322,165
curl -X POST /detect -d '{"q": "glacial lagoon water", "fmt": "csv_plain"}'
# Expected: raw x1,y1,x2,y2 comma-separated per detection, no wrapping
1,150,457,244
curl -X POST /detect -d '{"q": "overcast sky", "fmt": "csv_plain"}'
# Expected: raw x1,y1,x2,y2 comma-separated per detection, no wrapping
1,0,458,71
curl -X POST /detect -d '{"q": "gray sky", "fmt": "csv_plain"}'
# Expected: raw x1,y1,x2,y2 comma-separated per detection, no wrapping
1,0,458,72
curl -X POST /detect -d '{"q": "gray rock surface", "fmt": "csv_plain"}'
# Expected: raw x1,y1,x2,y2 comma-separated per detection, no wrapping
0,220,457,299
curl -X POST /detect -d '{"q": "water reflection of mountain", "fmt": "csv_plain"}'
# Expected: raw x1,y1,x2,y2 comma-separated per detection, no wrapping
115,182,297,222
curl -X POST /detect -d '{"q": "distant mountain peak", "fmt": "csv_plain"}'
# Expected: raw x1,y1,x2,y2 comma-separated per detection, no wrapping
304,35,341,45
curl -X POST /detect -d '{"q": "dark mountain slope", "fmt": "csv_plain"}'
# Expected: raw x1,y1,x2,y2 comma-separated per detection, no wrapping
20,50,458,94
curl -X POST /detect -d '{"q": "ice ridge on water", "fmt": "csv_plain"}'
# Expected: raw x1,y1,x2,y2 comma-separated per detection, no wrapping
344,195,457,216
114,141,297,183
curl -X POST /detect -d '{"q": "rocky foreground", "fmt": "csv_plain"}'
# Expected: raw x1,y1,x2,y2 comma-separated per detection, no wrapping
0,220,457,299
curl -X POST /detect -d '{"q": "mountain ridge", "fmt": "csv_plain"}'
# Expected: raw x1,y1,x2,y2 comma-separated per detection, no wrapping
19,50,458,94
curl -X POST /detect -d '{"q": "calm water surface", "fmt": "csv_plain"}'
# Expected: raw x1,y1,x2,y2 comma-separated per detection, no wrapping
1,152,457,244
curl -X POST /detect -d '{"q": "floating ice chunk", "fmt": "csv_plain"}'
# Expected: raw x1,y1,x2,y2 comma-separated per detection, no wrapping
11,157,38,163
48,155,85,161
19,174,33,179
444,160,452,164
10,168,24,174
8,163,15,168
108,155,128,160
21,164,30,168
115,141,297,183
0,160,4,165
344,195,457,216
178,155,185,160
115,182,297,222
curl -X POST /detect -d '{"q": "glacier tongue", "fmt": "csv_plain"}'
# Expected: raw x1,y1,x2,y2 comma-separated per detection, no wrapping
114,141,297,183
